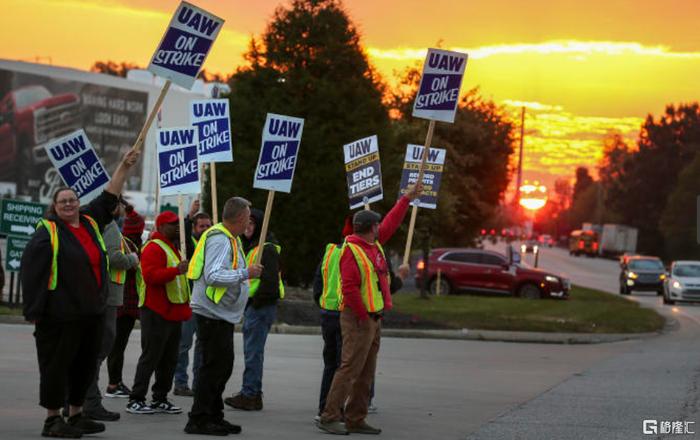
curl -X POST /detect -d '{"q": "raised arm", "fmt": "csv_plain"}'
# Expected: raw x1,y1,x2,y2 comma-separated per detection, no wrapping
105,149,140,197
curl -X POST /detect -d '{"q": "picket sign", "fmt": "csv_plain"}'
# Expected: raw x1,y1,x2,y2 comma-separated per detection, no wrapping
252,113,305,265
178,194,187,259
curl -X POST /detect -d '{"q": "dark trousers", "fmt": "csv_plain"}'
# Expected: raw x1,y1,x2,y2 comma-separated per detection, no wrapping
34,316,103,409
84,305,117,412
319,312,342,414
130,307,181,402
189,314,234,424
107,314,136,385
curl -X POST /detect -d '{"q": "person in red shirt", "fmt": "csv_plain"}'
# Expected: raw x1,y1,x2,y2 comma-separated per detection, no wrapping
319,183,422,435
126,211,190,415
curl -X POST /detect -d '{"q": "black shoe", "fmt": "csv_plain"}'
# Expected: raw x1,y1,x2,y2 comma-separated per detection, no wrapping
42,415,82,438
84,406,120,421
217,419,242,434
151,399,182,414
174,386,195,397
184,420,229,436
105,382,131,398
67,413,105,435
224,393,262,411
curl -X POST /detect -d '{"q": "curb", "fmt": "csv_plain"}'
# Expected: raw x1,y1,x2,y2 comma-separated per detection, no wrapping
0,315,667,345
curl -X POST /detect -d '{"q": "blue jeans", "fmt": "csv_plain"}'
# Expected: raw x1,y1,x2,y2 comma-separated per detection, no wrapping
241,304,277,397
174,314,203,389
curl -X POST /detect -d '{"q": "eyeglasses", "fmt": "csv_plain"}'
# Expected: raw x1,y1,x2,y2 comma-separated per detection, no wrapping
56,198,79,206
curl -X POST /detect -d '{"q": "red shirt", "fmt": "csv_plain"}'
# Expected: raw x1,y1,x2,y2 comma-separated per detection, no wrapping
67,222,102,287
140,231,192,322
340,196,410,321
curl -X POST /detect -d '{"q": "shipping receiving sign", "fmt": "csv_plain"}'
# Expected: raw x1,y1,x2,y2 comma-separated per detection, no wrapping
190,99,232,163
253,113,304,193
44,129,110,202
148,1,224,89
412,48,468,123
157,127,201,195
344,135,383,209
0,199,46,237
398,144,447,209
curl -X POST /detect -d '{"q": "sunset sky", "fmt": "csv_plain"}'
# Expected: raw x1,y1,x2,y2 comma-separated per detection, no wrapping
3,0,699,192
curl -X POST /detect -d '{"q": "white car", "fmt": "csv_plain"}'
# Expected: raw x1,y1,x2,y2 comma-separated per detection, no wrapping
663,261,700,305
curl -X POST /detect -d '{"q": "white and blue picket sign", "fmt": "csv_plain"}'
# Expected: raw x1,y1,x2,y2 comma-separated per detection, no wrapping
412,48,469,123
253,113,305,193
157,127,201,196
44,129,110,202
148,1,224,89
190,99,232,163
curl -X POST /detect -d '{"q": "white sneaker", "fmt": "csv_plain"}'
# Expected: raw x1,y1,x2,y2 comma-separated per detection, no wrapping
368,403,378,414
126,400,155,414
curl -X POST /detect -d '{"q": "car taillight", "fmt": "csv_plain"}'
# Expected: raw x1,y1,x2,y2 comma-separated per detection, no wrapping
592,242,599,250
416,260,425,271
578,241,584,249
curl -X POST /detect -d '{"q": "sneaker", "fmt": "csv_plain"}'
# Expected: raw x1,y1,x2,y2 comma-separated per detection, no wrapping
367,403,378,414
224,393,262,411
42,415,82,438
217,419,242,434
66,413,106,435
313,415,321,424
105,383,131,398
184,420,229,436
151,399,182,414
174,386,195,397
317,419,349,435
84,405,120,421
126,400,155,415
346,420,382,435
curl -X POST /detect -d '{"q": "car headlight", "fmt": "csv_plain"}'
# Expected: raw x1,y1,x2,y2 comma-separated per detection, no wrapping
628,272,638,279
672,280,682,289
534,245,539,253
520,245,526,252
545,275,559,283
659,274,666,280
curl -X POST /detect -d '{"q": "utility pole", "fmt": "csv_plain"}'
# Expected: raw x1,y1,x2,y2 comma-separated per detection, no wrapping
514,106,525,206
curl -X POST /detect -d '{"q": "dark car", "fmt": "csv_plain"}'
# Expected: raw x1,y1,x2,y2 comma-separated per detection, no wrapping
415,248,570,299
619,256,666,296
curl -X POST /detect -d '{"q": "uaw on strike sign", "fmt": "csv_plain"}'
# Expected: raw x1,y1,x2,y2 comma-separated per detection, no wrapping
412,48,468,123
253,113,304,193
157,127,201,195
44,129,110,202
398,144,447,209
148,2,224,89
344,135,383,209
190,99,232,163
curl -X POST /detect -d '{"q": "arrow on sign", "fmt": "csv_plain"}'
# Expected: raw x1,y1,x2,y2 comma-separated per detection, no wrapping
8,259,20,270
10,225,35,235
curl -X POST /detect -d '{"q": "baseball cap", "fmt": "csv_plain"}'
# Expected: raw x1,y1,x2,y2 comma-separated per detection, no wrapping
353,210,382,229
156,211,179,228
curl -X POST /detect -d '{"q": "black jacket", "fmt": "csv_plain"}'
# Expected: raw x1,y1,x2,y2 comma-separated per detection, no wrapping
244,235,281,310
22,191,119,322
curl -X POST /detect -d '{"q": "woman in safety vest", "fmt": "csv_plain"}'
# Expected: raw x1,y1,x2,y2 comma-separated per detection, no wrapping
21,149,140,438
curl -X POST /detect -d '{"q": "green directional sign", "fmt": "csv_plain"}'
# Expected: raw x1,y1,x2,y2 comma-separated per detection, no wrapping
0,199,46,237
5,235,29,272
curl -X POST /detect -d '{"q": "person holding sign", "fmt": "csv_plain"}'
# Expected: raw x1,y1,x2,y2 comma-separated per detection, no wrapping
185,197,263,436
225,208,283,411
21,149,140,438
317,183,422,436
126,211,191,416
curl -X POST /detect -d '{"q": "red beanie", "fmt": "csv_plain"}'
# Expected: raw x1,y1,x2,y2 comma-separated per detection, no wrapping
122,209,145,236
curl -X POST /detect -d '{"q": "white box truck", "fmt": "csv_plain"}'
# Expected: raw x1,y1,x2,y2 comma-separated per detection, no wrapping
599,224,638,257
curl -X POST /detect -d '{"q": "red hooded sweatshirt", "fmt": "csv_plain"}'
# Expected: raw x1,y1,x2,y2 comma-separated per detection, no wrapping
140,231,192,322
340,196,410,321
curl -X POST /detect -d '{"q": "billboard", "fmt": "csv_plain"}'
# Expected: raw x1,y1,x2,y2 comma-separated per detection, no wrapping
0,68,148,202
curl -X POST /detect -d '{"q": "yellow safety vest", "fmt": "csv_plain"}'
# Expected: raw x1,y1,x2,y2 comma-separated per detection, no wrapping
36,215,108,291
343,241,389,313
109,235,128,285
245,243,285,299
319,243,343,311
187,223,244,304
137,239,190,306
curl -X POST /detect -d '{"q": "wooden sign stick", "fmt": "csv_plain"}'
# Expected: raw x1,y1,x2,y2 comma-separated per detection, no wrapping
254,190,276,265
402,119,436,267
131,80,171,153
210,163,219,223
178,194,186,259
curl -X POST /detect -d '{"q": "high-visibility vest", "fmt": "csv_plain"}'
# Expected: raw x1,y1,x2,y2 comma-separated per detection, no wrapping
187,223,244,304
319,243,343,311
191,235,198,249
343,241,389,313
109,234,128,285
137,239,190,306
36,215,107,291
245,243,285,299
